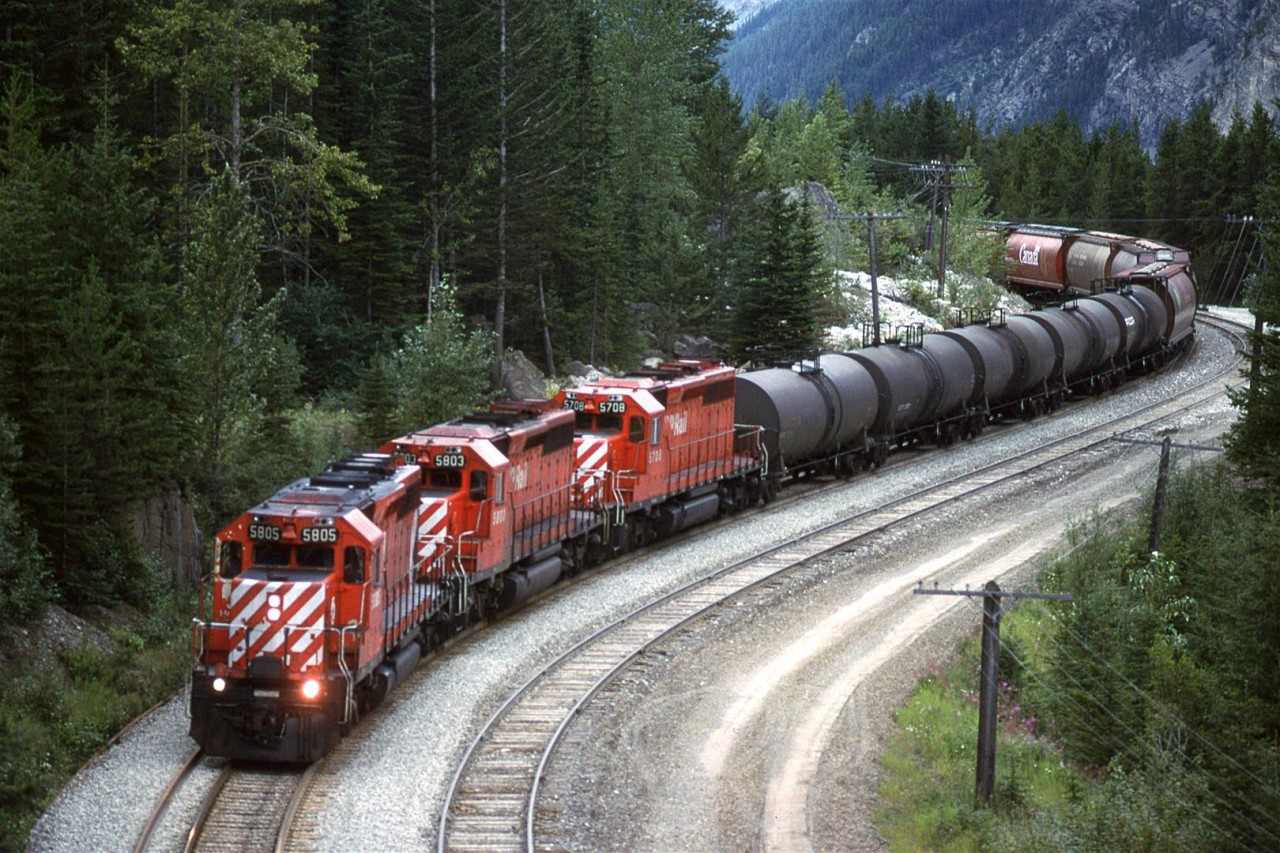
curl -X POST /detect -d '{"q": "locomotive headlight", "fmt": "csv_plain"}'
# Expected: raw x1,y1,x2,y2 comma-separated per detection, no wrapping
212,677,227,693
301,678,322,701
267,607,282,622
268,594,282,607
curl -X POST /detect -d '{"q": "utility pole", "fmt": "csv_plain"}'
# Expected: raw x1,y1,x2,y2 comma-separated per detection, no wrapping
937,157,952,301
837,211,906,346
911,159,975,301
914,581,1072,806
1109,434,1226,553
1148,435,1172,554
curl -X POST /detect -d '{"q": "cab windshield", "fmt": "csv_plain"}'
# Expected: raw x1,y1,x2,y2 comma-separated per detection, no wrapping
252,543,335,569
428,469,463,492
574,412,622,433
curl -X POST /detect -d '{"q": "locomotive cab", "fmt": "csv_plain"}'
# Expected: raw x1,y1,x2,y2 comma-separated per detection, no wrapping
558,386,664,511
190,453,423,762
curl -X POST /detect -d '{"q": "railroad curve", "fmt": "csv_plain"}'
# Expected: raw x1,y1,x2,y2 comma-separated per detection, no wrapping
436,313,1247,853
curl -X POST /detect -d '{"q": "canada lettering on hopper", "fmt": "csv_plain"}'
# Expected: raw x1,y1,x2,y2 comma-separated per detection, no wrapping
1019,243,1041,266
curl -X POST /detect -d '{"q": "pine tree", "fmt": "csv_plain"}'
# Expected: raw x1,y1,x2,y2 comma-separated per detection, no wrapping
0,415,54,623
119,0,375,280
357,352,399,447
179,171,301,522
588,0,733,361
389,278,495,432
1,80,186,605
687,77,757,340
311,0,420,334
731,187,826,363
1226,156,1280,488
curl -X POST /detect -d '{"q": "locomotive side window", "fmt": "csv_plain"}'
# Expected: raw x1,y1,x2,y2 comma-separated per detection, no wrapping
297,545,334,569
628,416,646,443
469,470,489,501
220,540,243,578
343,546,365,584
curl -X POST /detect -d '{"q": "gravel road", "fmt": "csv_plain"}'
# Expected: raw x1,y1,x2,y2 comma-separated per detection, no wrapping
30,314,1242,852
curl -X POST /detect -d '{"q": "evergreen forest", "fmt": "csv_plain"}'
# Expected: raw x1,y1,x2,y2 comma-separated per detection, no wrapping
2,1,1280,847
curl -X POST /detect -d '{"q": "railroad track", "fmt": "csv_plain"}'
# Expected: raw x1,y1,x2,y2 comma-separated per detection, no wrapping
436,313,1247,853
134,749,314,853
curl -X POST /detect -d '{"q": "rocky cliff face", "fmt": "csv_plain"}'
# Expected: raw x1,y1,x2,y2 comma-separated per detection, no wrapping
129,491,203,585
965,0,1280,147
720,0,1280,150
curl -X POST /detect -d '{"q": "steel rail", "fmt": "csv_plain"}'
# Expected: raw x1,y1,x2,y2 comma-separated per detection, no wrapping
132,748,204,853
181,763,311,853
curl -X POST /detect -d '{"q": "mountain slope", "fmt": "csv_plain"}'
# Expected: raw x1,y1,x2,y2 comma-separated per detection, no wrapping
719,0,1280,148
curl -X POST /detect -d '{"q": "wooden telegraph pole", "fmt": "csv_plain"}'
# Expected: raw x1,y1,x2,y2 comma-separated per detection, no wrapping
911,159,975,301
837,211,906,346
914,581,1072,806
1108,434,1225,554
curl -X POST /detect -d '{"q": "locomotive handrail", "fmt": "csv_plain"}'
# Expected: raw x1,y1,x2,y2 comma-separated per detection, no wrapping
667,427,736,493
336,624,358,724
610,470,634,523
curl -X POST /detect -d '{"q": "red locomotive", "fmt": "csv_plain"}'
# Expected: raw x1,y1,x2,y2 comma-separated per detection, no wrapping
381,402,585,617
554,360,768,554
190,452,428,761
190,364,765,761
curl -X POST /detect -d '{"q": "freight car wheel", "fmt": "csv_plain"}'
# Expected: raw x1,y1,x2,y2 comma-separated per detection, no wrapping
871,444,889,469
836,455,857,478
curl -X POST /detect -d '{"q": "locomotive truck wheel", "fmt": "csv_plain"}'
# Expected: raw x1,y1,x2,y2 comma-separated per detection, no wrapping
341,703,360,736
763,477,781,503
